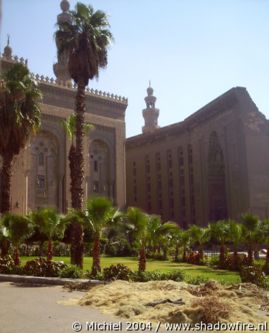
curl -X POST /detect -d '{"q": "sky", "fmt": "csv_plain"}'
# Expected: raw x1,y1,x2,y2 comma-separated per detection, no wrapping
1,0,269,138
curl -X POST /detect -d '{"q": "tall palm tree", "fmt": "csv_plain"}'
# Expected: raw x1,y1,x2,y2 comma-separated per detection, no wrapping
55,2,113,267
29,208,66,261
1,213,32,265
209,220,230,267
0,63,41,213
241,213,260,265
85,196,119,276
63,113,94,208
126,207,149,272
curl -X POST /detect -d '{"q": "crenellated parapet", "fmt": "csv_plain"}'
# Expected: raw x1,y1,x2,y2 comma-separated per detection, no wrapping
1,53,28,66
0,54,128,104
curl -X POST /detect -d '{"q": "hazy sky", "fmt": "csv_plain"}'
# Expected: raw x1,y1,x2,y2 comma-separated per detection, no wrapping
2,0,269,138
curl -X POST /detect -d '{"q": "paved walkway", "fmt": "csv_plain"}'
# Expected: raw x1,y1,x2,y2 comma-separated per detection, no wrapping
0,282,123,333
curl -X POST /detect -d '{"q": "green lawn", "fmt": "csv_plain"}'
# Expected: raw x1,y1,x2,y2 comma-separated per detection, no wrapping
20,256,241,284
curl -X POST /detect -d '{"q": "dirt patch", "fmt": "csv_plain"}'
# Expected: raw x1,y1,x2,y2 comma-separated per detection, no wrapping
79,280,269,325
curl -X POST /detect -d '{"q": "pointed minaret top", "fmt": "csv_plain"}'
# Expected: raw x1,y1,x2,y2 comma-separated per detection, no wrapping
3,34,12,59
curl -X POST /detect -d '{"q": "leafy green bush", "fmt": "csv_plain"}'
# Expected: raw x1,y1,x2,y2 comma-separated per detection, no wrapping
132,270,184,282
208,255,219,267
0,255,16,274
59,265,83,279
103,264,132,281
240,265,267,288
23,258,67,277
186,275,210,285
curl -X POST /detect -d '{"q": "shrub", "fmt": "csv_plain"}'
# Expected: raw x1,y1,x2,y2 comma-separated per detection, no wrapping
223,254,248,271
0,255,16,274
132,270,184,282
263,263,269,275
59,265,83,279
186,275,210,285
208,255,219,268
185,252,203,265
240,265,267,288
23,258,67,277
103,264,132,281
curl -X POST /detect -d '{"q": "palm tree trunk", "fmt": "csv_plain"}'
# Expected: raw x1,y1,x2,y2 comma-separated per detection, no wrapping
70,80,85,268
233,250,238,270
47,239,53,261
248,243,253,265
0,153,13,213
69,144,76,208
219,243,225,267
198,245,204,260
91,232,101,277
174,244,179,262
139,245,146,272
182,246,187,262
1,239,9,257
14,245,20,266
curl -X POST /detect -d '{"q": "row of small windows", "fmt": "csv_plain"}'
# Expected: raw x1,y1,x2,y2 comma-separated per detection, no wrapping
131,145,195,222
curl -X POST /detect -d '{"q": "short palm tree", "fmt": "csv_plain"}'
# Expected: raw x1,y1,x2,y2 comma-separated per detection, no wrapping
146,215,162,255
180,229,191,262
126,207,149,272
188,224,210,260
209,220,230,267
241,213,260,265
0,63,41,213
1,213,33,265
85,196,119,276
226,219,242,268
169,226,183,262
29,208,66,261
156,221,180,259
55,2,113,267
258,219,269,265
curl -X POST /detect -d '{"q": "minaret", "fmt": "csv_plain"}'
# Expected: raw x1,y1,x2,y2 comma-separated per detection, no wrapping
53,0,72,86
142,82,160,134
3,35,12,59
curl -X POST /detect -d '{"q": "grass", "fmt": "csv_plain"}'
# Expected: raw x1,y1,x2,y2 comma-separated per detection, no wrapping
20,256,241,284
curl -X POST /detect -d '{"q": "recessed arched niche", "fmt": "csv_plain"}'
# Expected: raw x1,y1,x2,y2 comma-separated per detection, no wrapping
28,131,59,210
88,139,111,198
208,131,228,222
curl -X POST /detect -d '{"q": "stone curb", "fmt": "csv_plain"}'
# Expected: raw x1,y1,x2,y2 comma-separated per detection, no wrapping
0,274,103,286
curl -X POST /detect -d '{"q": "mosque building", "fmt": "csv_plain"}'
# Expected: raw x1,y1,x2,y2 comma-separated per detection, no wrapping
0,0,127,214
126,84,269,226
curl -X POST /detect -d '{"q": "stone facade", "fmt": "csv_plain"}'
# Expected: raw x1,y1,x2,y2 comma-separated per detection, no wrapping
0,50,127,214
126,86,269,226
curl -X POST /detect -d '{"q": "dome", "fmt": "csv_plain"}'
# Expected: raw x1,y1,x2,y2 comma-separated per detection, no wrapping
60,0,70,12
